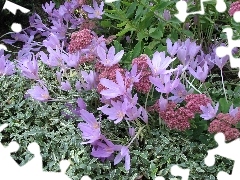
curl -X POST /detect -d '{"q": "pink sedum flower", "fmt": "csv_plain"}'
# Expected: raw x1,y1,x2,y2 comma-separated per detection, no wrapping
229,1,240,16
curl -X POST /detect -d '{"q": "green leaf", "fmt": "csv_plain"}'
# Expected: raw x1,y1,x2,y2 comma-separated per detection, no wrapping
100,21,112,27
113,40,124,52
183,30,194,37
149,24,164,39
132,41,142,58
126,2,137,18
219,98,231,113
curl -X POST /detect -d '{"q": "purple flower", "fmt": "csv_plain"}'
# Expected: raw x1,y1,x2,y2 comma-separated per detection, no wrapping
97,46,124,67
17,54,39,80
114,146,131,171
163,10,171,21
166,38,180,57
43,33,60,49
200,102,219,120
98,98,128,124
0,55,15,76
80,70,98,90
168,82,193,103
128,127,135,138
27,85,50,102
139,106,148,124
91,136,115,158
64,52,80,69
100,70,130,99
229,104,238,117
42,1,55,15
125,106,142,121
159,95,168,111
82,0,104,19
125,64,141,87
78,109,101,144
149,73,180,94
60,80,72,91
188,61,209,82
147,51,176,76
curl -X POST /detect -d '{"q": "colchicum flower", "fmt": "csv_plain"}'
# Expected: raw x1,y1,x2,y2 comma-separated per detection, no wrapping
82,0,104,19
78,109,101,144
200,102,219,120
27,84,50,102
97,46,124,67
0,55,15,76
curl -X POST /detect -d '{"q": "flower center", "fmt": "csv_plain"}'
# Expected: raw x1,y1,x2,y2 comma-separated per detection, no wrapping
93,122,99,129
95,10,100,16
117,111,124,119
41,94,49,99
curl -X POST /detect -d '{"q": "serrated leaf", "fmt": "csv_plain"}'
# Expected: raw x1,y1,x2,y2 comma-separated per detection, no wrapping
132,41,142,58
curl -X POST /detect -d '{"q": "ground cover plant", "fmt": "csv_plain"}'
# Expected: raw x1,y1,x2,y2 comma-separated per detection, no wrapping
1,0,240,179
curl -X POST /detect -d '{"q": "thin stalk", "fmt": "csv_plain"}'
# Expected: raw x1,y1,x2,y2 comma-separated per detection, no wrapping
220,69,228,103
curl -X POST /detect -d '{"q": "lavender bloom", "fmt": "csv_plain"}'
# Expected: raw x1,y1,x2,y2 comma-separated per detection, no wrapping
42,1,55,15
100,70,130,99
81,70,98,90
188,61,209,82
0,55,15,76
147,51,176,76
60,80,72,91
163,10,171,21
91,137,115,158
82,0,104,19
98,98,128,124
43,33,60,49
97,46,124,67
27,85,50,102
128,127,135,138
149,73,180,94
159,96,168,111
139,106,148,124
229,104,238,117
200,103,219,120
126,36,131,43
168,83,192,103
176,39,201,68
17,54,39,80
78,109,101,144
125,64,141,87
114,146,131,171
166,38,180,57
125,106,142,121
64,52,80,69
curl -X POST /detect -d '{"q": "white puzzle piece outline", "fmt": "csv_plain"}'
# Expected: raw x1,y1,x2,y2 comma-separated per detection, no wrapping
205,132,240,180
0,123,92,180
155,165,190,180
174,0,227,22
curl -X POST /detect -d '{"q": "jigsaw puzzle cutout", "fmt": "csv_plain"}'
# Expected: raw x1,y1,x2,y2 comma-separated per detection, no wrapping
174,0,227,22
215,14,240,78
0,0,31,51
204,132,240,180
155,165,190,180
0,123,91,180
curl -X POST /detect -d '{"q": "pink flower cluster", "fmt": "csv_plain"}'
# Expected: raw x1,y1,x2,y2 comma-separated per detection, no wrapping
131,54,152,94
159,102,195,131
185,94,212,113
69,29,93,53
208,109,240,141
229,1,240,16
148,93,214,131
